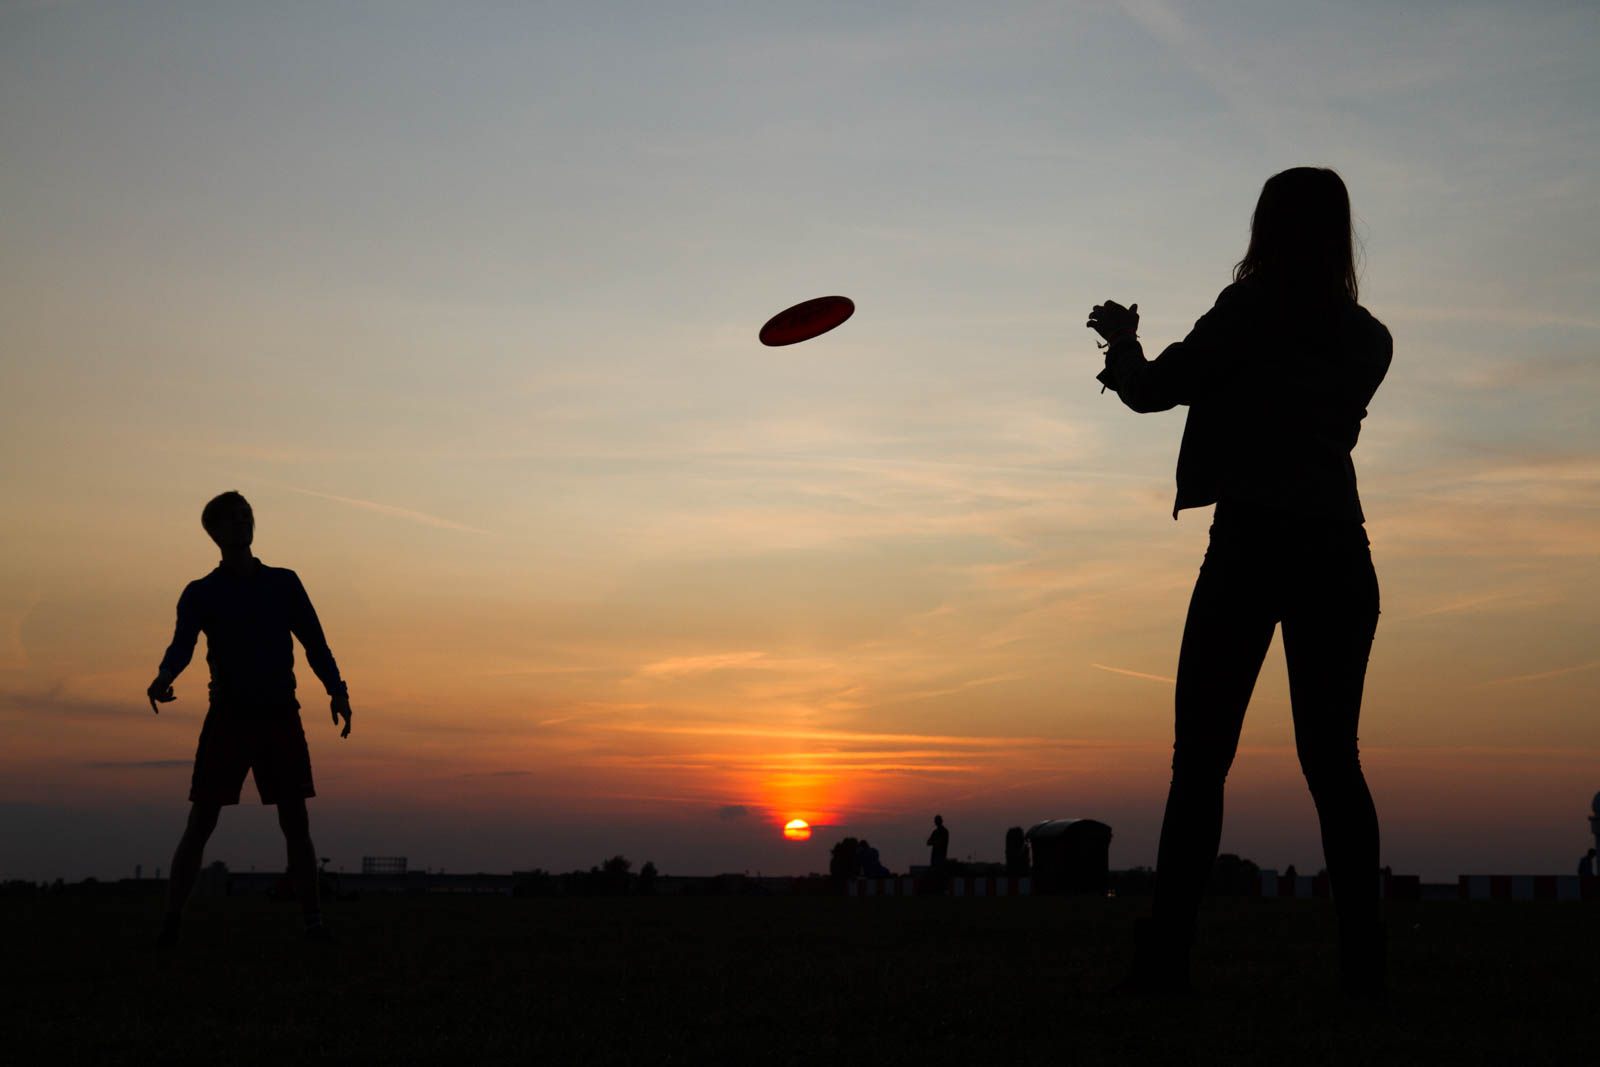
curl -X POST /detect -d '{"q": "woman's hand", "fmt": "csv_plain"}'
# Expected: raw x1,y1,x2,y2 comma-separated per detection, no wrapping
1087,300,1140,344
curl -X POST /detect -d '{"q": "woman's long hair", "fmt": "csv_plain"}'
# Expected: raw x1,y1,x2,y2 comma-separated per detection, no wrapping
1234,167,1359,307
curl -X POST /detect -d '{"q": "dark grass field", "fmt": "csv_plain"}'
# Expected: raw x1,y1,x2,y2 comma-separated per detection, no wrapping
5,893,1596,1065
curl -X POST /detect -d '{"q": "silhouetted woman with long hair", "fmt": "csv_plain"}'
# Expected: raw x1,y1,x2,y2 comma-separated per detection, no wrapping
1089,167,1393,997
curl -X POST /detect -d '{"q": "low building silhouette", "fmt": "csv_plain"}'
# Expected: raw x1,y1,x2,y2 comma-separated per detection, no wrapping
1024,819,1112,895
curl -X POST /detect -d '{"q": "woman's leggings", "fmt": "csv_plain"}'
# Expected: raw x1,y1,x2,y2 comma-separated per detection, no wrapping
1152,502,1382,944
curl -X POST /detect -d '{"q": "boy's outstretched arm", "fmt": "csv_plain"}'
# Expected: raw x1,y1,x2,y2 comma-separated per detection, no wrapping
288,573,352,738
148,584,200,713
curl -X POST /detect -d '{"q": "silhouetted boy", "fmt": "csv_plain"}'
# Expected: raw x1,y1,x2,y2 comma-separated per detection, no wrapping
147,491,351,945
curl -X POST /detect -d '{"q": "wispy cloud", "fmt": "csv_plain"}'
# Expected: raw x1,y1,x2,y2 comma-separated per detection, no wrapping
1387,302,1600,333
283,486,490,534
1090,662,1176,685
1391,590,1528,623
85,759,189,769
0,683,143,721
1473,660,1600,689
611,722,1113,749
637,651,771,678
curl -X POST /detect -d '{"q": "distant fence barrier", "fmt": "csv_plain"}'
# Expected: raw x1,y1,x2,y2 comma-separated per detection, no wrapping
951,876,1031,897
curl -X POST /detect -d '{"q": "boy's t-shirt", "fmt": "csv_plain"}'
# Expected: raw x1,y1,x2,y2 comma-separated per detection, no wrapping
158,558,344,710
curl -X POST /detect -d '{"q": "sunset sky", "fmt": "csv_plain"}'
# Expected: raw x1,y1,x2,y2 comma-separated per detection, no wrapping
3,1,1598,882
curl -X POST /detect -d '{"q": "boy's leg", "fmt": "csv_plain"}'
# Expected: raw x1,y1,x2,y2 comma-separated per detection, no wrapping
276,797,322,930
253,707,322,934
161,802,222,941
167,704,249,942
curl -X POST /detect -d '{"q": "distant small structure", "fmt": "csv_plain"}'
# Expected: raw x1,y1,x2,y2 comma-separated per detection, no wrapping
1004,827,1029,876
362,856,408,876
1024,819,1112,895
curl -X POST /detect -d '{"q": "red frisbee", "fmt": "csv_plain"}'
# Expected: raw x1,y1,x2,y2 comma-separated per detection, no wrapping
759,295,855,346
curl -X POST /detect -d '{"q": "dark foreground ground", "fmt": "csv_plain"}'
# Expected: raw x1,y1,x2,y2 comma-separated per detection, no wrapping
4,893,1595,1065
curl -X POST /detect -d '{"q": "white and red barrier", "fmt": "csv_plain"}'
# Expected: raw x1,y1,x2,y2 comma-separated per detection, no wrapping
950,875,1031,897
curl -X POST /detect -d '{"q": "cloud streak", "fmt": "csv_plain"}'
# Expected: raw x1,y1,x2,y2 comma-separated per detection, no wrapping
85,759,190,769
283,486,490,534
1473,660,1600,689
1091,662,1176,685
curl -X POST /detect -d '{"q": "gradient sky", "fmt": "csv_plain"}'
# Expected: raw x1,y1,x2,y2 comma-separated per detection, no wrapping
3,1,1598,882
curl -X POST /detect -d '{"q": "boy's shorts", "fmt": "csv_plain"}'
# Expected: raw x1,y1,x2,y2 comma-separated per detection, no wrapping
190,703,315,806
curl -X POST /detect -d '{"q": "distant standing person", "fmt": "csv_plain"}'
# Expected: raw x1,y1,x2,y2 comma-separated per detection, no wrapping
928,815,949,871
1089,168,1393,998
147,491,352,946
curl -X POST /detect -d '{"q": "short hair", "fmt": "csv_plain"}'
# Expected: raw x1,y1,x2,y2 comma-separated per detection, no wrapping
201,491,253,536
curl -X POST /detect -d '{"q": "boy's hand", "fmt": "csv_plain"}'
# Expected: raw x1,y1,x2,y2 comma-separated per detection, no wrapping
147,673,176,714
331,692,353,738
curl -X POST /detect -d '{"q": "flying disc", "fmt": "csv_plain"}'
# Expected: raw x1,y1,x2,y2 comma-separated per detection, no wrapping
759,295,855,346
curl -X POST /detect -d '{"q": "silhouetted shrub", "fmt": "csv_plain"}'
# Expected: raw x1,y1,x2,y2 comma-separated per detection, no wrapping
601,855,632,891
1208,853,1261,896
828,838,861,886
513,869,556,897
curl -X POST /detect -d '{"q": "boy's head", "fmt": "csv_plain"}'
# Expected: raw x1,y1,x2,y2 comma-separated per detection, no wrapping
201,491,254,550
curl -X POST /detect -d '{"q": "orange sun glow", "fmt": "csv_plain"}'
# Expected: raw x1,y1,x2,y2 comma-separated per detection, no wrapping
782,819,812,841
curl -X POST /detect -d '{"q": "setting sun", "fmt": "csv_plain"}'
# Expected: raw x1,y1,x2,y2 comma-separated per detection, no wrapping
782,819,812,842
